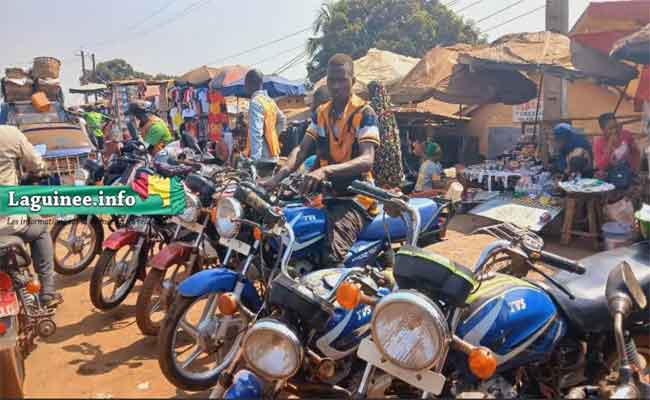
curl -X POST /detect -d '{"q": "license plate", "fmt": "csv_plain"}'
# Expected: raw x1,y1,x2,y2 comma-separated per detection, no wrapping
219,237,251,256
171,217,205,234
0,290,19,317
357,338,446,395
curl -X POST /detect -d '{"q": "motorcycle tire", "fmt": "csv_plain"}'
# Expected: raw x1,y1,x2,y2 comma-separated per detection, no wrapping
0,347,25,399
51,218,103,275
135,268,166,336
89,247,142,311
158,293,240,392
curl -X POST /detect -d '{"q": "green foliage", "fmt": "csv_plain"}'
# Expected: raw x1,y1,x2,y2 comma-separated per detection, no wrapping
307,0,485,82
83,59,177,83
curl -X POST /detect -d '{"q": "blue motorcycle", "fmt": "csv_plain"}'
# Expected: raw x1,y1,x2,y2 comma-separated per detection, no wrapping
157,179,447,391
328,221,649,399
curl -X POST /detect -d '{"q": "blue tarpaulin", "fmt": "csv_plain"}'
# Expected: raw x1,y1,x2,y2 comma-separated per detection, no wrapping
215,75,306,98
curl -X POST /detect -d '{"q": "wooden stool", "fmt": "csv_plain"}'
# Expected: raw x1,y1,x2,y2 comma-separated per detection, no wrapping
561,191,608,250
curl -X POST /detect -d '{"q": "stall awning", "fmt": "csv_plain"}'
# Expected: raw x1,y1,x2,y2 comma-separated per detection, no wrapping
69,83,107,94
611,23,650,64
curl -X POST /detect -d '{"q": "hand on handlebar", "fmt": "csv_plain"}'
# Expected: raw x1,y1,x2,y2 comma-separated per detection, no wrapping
301,168,328,195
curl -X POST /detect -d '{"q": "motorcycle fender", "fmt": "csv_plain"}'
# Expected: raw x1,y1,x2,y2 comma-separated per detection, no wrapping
224,370,263,400
177,268,262,311
103,229,140,250
150,242,193,271
0,316,19,351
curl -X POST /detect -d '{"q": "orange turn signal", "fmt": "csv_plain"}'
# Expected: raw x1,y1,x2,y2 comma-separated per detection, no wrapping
468,347,497,380
0,272,11,291
336,281,361,310
253,227,262,242
26,280,42,294
218,293,238,315
0,321,6,335
210,207,218,225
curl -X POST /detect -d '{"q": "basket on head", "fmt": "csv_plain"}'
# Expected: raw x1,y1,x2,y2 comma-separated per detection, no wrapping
2,78,34,102
5,67,29,80
32,57,61,79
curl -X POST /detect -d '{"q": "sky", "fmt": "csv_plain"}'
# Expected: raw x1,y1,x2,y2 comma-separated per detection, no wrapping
1,0,593,106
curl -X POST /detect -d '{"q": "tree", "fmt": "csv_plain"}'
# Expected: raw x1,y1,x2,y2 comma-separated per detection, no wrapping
307,0,485,82
83,59,176,83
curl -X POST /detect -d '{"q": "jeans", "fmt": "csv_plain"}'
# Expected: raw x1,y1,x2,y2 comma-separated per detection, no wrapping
17,222,56,296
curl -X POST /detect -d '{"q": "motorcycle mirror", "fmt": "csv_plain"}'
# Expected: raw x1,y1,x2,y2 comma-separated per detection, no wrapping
606,261,647,317
180,133,202,154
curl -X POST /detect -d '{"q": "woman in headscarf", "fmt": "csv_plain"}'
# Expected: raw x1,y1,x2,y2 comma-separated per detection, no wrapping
552,122,593,178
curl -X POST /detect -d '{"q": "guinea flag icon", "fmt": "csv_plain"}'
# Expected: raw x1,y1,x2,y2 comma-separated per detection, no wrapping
131,172,185,214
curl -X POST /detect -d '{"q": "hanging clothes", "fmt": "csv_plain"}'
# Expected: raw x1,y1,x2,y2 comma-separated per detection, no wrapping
208,89,229,142
196,88,209,114
169,107,182,133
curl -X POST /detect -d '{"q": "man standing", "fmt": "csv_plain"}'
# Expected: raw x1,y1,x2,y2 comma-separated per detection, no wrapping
0,125,61,307
83,105,109,150
263,54,380,267
244,69,286,162
127,101,173,155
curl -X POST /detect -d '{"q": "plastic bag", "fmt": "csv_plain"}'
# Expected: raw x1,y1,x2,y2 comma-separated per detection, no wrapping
605,197,635,226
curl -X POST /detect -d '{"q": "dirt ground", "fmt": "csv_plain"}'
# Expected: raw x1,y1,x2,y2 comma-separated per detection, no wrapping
23,215,598,398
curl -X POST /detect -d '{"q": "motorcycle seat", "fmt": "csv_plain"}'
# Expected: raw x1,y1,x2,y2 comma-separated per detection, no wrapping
0,236,26,252
358,197,439,241
541,241,650,333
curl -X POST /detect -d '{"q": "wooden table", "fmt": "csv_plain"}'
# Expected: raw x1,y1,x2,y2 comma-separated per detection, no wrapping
561,190,610,250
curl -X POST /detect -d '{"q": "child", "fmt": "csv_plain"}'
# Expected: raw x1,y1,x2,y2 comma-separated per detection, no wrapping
415,142,444,192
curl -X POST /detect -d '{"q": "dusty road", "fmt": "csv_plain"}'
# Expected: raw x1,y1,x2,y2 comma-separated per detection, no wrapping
23,216,593,398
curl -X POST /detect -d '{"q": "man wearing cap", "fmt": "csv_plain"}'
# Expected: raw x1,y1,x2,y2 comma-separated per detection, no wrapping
127,101,173,155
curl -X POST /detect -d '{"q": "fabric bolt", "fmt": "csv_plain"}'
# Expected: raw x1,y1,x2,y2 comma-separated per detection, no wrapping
368,81,404,189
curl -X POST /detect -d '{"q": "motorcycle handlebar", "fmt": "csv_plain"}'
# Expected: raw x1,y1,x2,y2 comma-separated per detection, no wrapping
235,185,281,224
539,250,586,275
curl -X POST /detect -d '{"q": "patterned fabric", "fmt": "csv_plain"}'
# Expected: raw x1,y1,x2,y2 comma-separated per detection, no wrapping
368,81,404,189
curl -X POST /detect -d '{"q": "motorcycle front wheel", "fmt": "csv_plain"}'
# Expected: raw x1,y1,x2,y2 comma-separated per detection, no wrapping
158,292,245,391
0,347,25,398
135,262,192,336
89,243,144,310
51,217,102,275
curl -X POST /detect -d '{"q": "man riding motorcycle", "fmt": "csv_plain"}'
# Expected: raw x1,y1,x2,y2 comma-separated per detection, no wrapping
263,53,381,267
126,101,173,156
0,124,62,307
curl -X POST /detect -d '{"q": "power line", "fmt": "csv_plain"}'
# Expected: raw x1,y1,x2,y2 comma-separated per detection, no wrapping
251,45,305,69
483,4,545,32
93,0,212,51
89,0,178,48
445,0,463,7
456,0,485,13
273,51,308,75
205,26,311,66
475,0,527,24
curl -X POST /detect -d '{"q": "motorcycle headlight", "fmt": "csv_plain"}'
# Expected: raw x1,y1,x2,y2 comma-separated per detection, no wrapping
372,291,450,371
74,168,90,186
242,319,303,380
215,197,242,239
179,192,200,222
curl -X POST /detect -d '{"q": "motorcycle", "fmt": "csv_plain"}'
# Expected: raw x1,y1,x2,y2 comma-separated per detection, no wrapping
0,236,58,398
88,148,182,311
156,173,448,391
333,221,649,398
211,181,419,399
51,141,148,275
565,261,650,399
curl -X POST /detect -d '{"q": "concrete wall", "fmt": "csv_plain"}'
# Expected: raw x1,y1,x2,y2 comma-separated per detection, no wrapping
465,78,643,157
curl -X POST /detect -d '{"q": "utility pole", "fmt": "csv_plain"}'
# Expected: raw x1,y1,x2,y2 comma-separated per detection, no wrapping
78,50,89,104
541,0,569,166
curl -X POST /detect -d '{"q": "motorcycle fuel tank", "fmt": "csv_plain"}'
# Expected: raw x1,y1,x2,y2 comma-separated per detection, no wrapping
284,204,327,253
456,274,566,371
